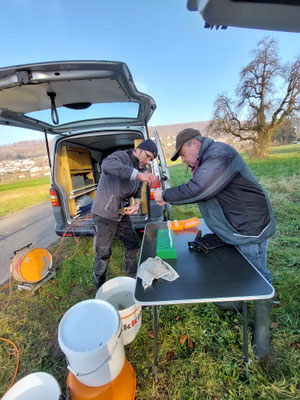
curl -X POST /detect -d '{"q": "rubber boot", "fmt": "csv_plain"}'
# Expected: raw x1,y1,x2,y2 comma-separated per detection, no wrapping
93,253,108,290
213,301,243,312
124,249,139,278
124,258,138,278
93,272,106,290
252,299,273,361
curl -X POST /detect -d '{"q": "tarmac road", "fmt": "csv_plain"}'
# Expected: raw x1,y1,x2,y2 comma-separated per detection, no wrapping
0,201,59,285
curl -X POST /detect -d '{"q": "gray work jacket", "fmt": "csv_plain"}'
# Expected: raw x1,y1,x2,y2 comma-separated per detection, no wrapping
91,149,145,222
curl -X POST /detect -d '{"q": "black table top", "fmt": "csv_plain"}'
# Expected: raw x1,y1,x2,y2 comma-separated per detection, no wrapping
134,220,274,305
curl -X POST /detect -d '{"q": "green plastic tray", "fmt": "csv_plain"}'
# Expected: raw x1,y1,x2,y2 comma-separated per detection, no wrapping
156,229,177,259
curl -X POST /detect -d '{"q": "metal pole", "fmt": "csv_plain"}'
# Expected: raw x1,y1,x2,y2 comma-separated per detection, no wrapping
242,301,249,378
152,305,159,382
153,305,158,366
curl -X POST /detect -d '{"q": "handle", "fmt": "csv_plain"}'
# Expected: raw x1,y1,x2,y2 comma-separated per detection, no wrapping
14,243,32,255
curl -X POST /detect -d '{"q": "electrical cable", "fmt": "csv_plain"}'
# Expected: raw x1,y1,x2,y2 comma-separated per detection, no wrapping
52,214,92,262
0,338,20,399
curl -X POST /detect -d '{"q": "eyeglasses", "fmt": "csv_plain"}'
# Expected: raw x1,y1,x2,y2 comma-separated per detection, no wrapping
141,149,154,161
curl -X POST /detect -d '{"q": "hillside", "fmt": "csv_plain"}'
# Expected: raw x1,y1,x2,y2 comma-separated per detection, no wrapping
0,120,242,162
0,140,50,161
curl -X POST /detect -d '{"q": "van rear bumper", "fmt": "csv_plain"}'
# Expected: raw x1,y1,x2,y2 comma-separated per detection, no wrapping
55,214,165,237
55,219,94,237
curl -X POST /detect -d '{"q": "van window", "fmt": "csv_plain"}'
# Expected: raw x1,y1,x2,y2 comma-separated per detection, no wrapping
26,102,140,125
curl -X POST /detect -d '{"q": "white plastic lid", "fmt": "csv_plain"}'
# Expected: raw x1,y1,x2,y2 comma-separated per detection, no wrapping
2,372,61,400
58,299,120,352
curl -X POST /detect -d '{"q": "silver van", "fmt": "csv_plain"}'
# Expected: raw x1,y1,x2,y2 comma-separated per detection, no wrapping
0,61,172,236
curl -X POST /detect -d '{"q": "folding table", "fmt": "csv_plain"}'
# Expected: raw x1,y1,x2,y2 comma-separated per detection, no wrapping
134,220,274,376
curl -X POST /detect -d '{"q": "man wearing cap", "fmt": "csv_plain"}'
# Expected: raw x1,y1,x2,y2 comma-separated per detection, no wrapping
154,128,276,362
91,139,159,289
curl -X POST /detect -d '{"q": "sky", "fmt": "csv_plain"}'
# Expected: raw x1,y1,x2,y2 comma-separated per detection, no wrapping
0,0,299,145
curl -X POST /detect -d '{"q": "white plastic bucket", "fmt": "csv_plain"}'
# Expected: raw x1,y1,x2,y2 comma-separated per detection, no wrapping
2,372,61,400
96,277,142,346
58,299,125,387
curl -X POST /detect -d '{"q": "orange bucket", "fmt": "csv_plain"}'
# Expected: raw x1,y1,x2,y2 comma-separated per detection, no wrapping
67,358,136,400
10,248,52,283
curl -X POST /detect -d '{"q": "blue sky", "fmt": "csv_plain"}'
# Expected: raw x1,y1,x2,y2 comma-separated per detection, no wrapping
0,0,299,145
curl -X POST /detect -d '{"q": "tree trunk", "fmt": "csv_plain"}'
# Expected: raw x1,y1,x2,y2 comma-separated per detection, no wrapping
253,131,272,157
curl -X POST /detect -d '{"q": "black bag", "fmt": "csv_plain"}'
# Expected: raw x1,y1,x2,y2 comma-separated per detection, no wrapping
188,230,225,253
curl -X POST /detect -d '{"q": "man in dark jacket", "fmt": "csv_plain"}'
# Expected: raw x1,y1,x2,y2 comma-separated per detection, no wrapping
91,139,158,289
154,128,276,361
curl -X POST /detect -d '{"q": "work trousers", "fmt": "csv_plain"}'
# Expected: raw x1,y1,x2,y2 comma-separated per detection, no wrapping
237,240,272,284
93,214,140,280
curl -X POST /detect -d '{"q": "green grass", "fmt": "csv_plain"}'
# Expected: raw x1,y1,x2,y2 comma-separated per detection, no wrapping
0,177,50,217
0,146,300,399
0,177,49,192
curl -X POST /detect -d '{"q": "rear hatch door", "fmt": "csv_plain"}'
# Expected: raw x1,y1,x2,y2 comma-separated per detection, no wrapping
0,60,156,135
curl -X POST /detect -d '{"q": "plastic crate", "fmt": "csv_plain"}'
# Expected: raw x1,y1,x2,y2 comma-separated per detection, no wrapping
156,229,177,259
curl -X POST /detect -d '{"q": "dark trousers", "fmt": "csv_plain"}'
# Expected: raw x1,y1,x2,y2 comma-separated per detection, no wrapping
93,214,140,280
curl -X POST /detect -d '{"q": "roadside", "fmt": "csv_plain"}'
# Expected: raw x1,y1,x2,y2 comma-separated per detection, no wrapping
0,201,59,285
0,176,50,218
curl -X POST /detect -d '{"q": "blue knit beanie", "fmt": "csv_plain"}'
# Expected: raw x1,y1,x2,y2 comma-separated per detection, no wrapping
137,139,158,158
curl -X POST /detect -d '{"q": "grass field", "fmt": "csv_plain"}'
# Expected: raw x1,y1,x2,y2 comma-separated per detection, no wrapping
0,145,299,399
0,177,50,218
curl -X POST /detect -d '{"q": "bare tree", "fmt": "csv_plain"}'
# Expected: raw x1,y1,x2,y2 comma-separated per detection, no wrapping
209,37,300,157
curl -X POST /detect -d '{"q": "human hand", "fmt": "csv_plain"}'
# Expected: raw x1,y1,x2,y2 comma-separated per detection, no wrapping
125,199,140,215
137,172,159,186
154,189,166,205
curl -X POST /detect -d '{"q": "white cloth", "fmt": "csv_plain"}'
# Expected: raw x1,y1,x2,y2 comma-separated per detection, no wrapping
137,256,179,289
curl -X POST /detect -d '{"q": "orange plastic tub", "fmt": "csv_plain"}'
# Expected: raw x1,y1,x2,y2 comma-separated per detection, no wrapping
67,358,136,400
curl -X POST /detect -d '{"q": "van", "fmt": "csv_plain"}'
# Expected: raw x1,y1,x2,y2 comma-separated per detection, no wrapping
0,61,172,236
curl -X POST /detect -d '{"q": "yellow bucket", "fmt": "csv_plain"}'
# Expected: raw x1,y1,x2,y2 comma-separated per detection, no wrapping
10,248,52,283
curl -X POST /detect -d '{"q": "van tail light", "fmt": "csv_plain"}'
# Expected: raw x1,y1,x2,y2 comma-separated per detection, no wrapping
150,181,161,200
50,189,60,207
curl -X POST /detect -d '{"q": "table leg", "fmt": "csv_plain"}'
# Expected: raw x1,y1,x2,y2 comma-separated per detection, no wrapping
242,301,249,378
153,305,158,366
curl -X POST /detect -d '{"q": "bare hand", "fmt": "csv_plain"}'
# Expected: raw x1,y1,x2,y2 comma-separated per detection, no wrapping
125,200,140,215
137,172,159,186
154,189,166,205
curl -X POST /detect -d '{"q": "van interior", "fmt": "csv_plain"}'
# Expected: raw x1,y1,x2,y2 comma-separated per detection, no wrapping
53,130,162,227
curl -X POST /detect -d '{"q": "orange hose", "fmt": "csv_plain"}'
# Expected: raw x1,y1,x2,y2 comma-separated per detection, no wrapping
0,338,20,399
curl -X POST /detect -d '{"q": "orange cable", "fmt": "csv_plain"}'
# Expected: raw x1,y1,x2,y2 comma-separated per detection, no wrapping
0,279,16,292
52,214,92,261
0,338,20,399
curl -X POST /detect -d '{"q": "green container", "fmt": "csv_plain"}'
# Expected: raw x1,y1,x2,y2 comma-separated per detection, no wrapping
156,229,177,259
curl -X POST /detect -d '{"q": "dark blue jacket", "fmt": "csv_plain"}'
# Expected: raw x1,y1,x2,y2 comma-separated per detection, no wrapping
163,137,276,245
